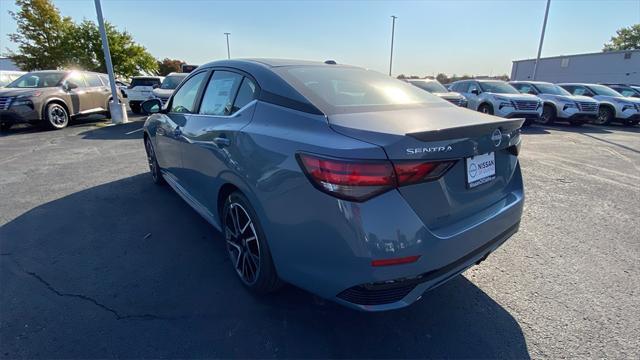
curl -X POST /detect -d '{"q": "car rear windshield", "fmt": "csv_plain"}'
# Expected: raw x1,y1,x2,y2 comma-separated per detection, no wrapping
8,71,66,88
410,80,448,93
535,83,571,95
478,81,520,94
276,66,441,114
131,78,161,87
160,75,187,89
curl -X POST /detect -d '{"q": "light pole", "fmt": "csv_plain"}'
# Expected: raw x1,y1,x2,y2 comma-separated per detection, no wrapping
532,0,551,80
94,0,127,124
224,32,231,59
388,15,397,76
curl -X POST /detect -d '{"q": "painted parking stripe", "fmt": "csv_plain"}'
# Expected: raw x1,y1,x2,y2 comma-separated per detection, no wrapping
125,128,144,135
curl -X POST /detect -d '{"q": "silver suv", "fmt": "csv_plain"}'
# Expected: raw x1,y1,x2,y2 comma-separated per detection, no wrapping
558,83,640,126
510,81,598,126
450,79,542,124
407,79,467,107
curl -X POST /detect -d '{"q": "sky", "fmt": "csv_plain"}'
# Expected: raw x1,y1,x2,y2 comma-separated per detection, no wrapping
0,0,639,77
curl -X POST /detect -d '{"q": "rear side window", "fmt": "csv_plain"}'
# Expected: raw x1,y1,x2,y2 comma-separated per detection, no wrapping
276,66,440,114
131,78,161,87
231,78,257,113
170,72,207,113
199,71,243,116
85,73,103,87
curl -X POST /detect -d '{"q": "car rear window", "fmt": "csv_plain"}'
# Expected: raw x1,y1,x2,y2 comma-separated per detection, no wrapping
275,66,441,114
131,78,161,87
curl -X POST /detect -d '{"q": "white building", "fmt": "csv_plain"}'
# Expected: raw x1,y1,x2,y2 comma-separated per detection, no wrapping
511,50,640,84
0,57,21,71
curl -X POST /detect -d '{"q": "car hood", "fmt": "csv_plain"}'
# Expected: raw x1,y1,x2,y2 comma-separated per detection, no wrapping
152,89,174,98
594,95,639,105
540,94,597,103
486,93,539,101
433,92,464,99
0,88,51,97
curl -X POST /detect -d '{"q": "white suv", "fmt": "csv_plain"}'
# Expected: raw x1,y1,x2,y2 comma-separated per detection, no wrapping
151,72,188,106
450,79,542,124
510,81,599,126
127,76,164,113
407,79,467,107
558,83,640,126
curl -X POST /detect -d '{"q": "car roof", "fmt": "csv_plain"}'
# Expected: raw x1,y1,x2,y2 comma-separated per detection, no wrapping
166,72,188,77
509,80,552,84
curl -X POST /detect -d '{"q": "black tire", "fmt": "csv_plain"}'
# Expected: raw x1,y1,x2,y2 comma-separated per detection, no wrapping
44,102,69,130
569,120,584,127
478,103,493,115
538,104,556,125
595,107,614,125
222,191,282,293
130,103,141,114
144,137,165,185
0,123,12,132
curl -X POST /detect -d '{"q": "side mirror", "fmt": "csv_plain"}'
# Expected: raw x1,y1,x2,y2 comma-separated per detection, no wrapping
528,90,537,95
152,84,159,89
141,98,163,114
64,82,78,91
471,89,480,95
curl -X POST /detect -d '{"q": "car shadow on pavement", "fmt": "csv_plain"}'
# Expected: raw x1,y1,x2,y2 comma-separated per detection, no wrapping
0,174,529,359
79,120,146,140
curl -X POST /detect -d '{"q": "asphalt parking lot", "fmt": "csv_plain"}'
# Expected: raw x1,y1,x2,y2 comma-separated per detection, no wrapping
1,118,639,358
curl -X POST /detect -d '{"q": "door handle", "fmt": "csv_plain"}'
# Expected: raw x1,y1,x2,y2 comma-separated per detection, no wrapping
214,137,230,148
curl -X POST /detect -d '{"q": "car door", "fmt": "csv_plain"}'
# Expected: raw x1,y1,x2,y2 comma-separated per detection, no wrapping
465,81,482,110
179,70,258,212
155,71,209,180
83,72,110,111
62,72,92,115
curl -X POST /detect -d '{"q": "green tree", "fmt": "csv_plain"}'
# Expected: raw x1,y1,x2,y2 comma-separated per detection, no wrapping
157,58,185,76
603,24,640,51
67,20,157,78
436,73,449,84
6,0,157,78
6,0,75,70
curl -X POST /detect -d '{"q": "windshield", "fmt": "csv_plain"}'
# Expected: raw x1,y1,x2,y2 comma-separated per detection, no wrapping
410,80,448,93
160,75,187,89
479,81,519,94
610,85,640,97
589,84,623,97
535,83,571,95
278,66,441,114
8,71,66,88
131,78,161,87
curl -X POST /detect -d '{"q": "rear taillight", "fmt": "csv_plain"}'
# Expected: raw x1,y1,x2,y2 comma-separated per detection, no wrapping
297,153,455,202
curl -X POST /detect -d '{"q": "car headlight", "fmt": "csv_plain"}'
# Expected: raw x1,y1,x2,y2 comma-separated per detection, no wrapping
10,93,40,108
561,102,578,110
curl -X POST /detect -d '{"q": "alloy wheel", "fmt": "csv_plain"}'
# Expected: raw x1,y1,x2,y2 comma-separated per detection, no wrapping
47,104,68,128
595,108,611,125
225,202,261,285
144,139,158,182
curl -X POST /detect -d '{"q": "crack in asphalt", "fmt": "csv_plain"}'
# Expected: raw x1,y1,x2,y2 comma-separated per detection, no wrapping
7,255,172,321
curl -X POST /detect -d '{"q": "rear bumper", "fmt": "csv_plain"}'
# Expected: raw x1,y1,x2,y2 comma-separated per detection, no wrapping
263,161,525,311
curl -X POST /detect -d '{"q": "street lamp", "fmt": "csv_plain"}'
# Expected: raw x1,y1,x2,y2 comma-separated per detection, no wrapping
389,15,397,77
532,0,551,80
224,32,231,59
94,0,127,124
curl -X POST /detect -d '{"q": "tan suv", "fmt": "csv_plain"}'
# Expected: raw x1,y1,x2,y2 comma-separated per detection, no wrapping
0,70,121,131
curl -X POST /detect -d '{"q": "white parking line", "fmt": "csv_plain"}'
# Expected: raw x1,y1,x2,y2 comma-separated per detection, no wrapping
125,128,143,135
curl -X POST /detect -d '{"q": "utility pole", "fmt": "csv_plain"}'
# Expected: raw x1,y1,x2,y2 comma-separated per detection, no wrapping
94,0,127,124
532,0,551,80
389,15,397,77
224,32,231,59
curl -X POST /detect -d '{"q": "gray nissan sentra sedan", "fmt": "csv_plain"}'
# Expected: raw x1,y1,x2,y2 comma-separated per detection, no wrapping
141,59,524,311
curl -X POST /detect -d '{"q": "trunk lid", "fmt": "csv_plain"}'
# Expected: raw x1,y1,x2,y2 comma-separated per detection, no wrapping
328,105,524,232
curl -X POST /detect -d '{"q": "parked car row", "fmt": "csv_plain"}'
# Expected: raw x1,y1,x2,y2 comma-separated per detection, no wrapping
0,70,124,131
410,78,640,127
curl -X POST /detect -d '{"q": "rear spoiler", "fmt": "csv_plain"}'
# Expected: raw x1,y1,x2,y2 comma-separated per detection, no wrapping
406,118,525,142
